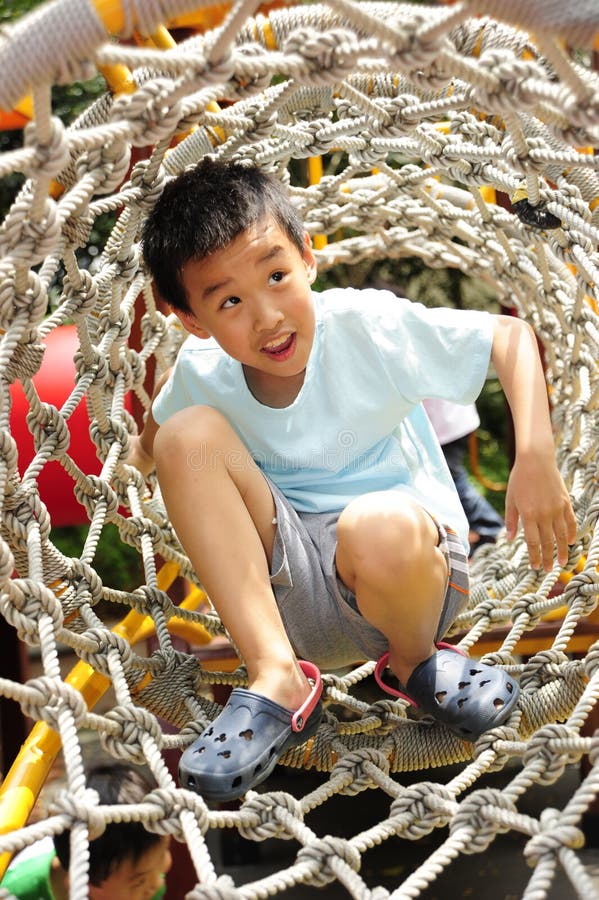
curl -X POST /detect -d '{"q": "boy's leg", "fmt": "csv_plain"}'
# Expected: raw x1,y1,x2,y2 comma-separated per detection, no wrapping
153,405,310,710
335,491,448,686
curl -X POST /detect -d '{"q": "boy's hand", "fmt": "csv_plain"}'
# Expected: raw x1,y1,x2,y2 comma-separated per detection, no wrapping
126,434,156,479
505,453,576,571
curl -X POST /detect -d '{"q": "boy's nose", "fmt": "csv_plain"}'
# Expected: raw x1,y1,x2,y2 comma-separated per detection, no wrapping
253,299,284,332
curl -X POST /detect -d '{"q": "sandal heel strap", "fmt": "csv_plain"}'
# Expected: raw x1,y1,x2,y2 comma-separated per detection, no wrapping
292,660,322,732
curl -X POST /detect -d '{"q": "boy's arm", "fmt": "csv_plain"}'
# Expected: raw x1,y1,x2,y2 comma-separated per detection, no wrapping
491,315,576,571
126,368,172,478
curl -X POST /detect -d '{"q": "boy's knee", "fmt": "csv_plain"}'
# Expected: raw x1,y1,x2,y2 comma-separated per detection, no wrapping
154,405,233,464
338,493,436,575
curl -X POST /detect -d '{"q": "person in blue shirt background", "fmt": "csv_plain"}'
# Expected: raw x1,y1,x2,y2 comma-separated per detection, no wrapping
423,398,505,554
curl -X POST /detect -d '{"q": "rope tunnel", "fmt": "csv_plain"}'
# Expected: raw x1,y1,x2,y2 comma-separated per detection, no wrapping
0,0,598,897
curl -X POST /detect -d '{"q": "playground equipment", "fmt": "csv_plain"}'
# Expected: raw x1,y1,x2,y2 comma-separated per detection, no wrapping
0,0,598,897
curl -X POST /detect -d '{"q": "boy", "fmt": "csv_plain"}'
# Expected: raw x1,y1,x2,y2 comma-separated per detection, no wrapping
1,764,172,899
132,157,576,802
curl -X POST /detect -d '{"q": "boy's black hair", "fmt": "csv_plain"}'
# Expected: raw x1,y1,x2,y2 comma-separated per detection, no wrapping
53,763,159,887
141,157,306,312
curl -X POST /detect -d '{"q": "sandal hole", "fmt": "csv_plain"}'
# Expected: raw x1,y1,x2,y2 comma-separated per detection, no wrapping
239,729,253,741
215,733,227,742
457,697,468,708
218,750,231,758
232,776,243,789
479,679,491,687
507,682,514,693
469,669,482,676
194,746,206,755
458,681,470,690
253,764,262,775
494,697,505,709
435,691,447,704
205,727,213,737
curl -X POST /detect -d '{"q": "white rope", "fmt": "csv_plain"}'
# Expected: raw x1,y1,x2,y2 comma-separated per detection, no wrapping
0,1,598,897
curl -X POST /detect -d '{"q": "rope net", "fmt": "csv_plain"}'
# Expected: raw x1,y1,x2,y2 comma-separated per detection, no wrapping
0,0,598,896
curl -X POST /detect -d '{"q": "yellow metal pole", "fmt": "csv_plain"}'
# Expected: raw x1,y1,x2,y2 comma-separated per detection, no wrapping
91,0,125,33
308,157,327,251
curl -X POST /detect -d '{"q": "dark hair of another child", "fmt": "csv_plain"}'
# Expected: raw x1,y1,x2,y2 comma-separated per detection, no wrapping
53,764,159,887
141,157,306,312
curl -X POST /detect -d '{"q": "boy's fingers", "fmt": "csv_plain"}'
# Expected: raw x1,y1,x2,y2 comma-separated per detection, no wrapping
553,518,571,567
530,516,552,570
505,500,518,541
566,505,578,543
523,522,541,569
540,535,556,572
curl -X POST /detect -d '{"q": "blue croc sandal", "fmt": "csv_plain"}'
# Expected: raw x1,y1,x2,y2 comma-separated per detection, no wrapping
179,660,323,802
375,642,519,742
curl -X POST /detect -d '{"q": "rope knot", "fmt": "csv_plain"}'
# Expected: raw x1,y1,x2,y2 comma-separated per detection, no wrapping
72,474,119,518
389,782,453,839
239,791,303,841
77,626,133,675
450,788,518,853
331,748,391,794
143,787,210,839
524,807,585,867
283,28,360,85
21,675,88,729
100,704,163,764
50,787,105,840
473,724,521,769
4,577,64,631
27,401,70,458
23,116,71,181
523,724,583,783
296,835,361,887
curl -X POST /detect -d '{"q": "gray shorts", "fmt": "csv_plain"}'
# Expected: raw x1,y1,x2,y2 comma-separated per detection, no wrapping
268,479,469,671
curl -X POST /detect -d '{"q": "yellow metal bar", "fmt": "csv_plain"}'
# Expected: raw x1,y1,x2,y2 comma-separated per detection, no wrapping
479,185,496,204
145,24,177,49
98,63,137,95
91,0,125,34
308,157,327,251
261,19,277,50
14,95,33,120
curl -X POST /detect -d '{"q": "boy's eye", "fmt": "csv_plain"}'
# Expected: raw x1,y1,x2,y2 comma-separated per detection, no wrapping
269,271,285,285
221,296,241,309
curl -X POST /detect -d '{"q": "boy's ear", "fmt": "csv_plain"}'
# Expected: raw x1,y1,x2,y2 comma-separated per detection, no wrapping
171,307,211,339
302,232,317,284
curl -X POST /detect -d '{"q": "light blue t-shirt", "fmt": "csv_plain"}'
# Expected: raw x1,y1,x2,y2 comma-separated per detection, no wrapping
153,287,494,550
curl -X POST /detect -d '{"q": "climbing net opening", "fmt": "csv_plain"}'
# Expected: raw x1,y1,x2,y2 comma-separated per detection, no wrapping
0,0,599,897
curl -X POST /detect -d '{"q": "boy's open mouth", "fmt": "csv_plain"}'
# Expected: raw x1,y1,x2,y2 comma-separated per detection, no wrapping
260,332,296,360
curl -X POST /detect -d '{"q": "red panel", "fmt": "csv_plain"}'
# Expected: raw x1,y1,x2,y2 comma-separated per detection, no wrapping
9,325,131,527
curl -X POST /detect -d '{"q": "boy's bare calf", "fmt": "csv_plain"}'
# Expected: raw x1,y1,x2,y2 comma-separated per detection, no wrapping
153,405,312,711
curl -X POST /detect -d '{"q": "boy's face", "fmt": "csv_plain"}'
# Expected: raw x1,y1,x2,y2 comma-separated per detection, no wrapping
176,217,317,404
88,836,171,900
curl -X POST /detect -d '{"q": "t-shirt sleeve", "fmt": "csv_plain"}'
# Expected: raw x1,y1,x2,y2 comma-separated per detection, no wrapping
152,360,194,425
357,289,494,405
